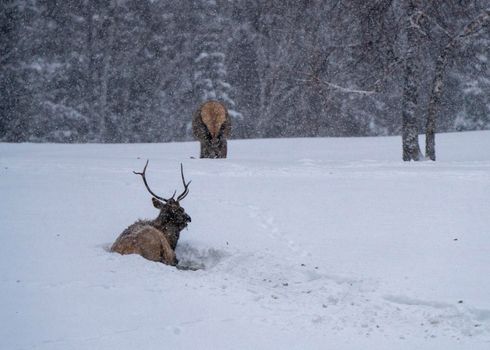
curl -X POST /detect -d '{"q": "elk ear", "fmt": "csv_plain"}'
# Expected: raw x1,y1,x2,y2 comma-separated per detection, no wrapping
152,197,165,209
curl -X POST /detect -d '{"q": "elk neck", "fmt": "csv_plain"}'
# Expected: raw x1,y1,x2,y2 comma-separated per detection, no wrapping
149,219,181,250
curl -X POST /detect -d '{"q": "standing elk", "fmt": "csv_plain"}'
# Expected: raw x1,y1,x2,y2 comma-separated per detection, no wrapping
111,161,191,266
192,100,231,158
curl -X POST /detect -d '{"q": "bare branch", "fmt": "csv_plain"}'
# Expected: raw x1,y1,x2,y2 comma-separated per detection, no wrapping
319,81,376,95
415,11,452,39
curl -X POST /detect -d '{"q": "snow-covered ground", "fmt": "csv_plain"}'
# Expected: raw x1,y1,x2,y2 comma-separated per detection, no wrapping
1,131,490,349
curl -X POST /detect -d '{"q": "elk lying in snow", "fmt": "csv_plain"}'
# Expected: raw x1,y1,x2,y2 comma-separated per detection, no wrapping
192,100,231,158
111,161,191,266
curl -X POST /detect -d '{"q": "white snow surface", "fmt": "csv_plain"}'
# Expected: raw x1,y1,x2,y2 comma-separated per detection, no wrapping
1,131,490,349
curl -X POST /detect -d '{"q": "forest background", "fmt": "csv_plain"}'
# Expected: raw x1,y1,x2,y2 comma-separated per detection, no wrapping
1,0,488,143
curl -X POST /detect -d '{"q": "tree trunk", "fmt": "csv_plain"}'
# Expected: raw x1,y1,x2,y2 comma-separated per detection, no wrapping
100,2,116,141
85,0,97,140
425,48,449,161
401,59,422,161
425,9,490,161
401,0,423,161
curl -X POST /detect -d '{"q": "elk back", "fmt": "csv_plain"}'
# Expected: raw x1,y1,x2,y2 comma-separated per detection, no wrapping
111,221,177,265
200,101,227,138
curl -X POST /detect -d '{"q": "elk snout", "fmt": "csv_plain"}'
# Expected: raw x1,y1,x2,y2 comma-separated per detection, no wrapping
184,213,191,223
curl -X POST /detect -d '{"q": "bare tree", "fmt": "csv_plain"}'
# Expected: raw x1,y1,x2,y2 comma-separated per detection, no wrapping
425,8,490,160
401,0,423,161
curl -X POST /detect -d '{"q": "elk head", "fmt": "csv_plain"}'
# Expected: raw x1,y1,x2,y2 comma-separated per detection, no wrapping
134,161,191,237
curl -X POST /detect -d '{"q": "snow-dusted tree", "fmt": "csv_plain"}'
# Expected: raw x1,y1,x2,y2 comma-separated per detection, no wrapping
401,0,424,161
0,0,29,141
2,0,488,143
425,8,490,160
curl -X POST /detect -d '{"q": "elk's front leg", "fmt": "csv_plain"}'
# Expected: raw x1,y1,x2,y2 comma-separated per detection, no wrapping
159,235,178,266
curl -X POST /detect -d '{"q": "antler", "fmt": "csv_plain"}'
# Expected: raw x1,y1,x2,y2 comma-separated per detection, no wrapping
177,163,191,202
134,160,190,202
133,160,174,202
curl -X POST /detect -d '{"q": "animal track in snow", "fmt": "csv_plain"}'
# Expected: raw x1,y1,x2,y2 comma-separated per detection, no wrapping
383,294,490,337
247,204,311,259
